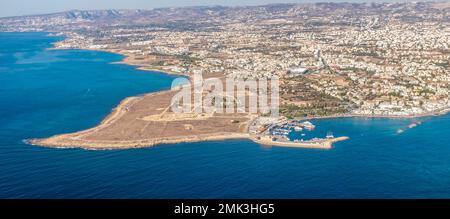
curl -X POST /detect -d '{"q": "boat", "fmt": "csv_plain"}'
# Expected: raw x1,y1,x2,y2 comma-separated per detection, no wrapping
294,126,303,132
326,131,334,139
301,121,315,130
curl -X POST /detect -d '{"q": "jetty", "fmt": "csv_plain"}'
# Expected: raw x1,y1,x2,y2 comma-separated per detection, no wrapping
252,136,349,149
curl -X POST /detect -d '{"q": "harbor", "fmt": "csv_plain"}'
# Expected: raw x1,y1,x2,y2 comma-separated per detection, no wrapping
249,117,349,149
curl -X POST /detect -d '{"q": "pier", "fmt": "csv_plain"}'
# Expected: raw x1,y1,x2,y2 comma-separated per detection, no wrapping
252,136,349,149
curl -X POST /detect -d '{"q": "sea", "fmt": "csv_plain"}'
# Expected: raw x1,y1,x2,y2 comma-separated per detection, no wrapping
1,32,450,198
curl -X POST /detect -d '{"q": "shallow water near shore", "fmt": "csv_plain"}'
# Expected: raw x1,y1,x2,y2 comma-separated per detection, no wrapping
2,32,450,198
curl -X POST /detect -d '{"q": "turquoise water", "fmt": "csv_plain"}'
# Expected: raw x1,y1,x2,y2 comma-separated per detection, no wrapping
2,32,450,198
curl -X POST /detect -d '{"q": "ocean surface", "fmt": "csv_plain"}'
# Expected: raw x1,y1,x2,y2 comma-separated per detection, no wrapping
2,32,450,198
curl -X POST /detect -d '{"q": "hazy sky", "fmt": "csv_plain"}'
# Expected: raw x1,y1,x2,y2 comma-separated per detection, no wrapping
0,0,398,17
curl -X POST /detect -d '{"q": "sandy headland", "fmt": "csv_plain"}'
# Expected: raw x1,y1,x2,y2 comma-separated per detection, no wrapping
28,88,254,150
31,43,256,149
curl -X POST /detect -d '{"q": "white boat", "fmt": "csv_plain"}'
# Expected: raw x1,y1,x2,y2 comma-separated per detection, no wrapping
294,126,303,132
326,131,334,139
301,121,315,130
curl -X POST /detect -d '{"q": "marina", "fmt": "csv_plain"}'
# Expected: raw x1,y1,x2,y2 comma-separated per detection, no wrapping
249,117,348,149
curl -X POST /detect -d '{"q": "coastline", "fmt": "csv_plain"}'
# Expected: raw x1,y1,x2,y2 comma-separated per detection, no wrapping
49,33,450,121
27,89,252,150
27,32,448,150
28,133,252,150
48,45,187,77
293,107,450,122
26,33,257,150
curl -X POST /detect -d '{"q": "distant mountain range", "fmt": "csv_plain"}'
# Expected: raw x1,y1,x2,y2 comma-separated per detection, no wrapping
1,2,449,32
